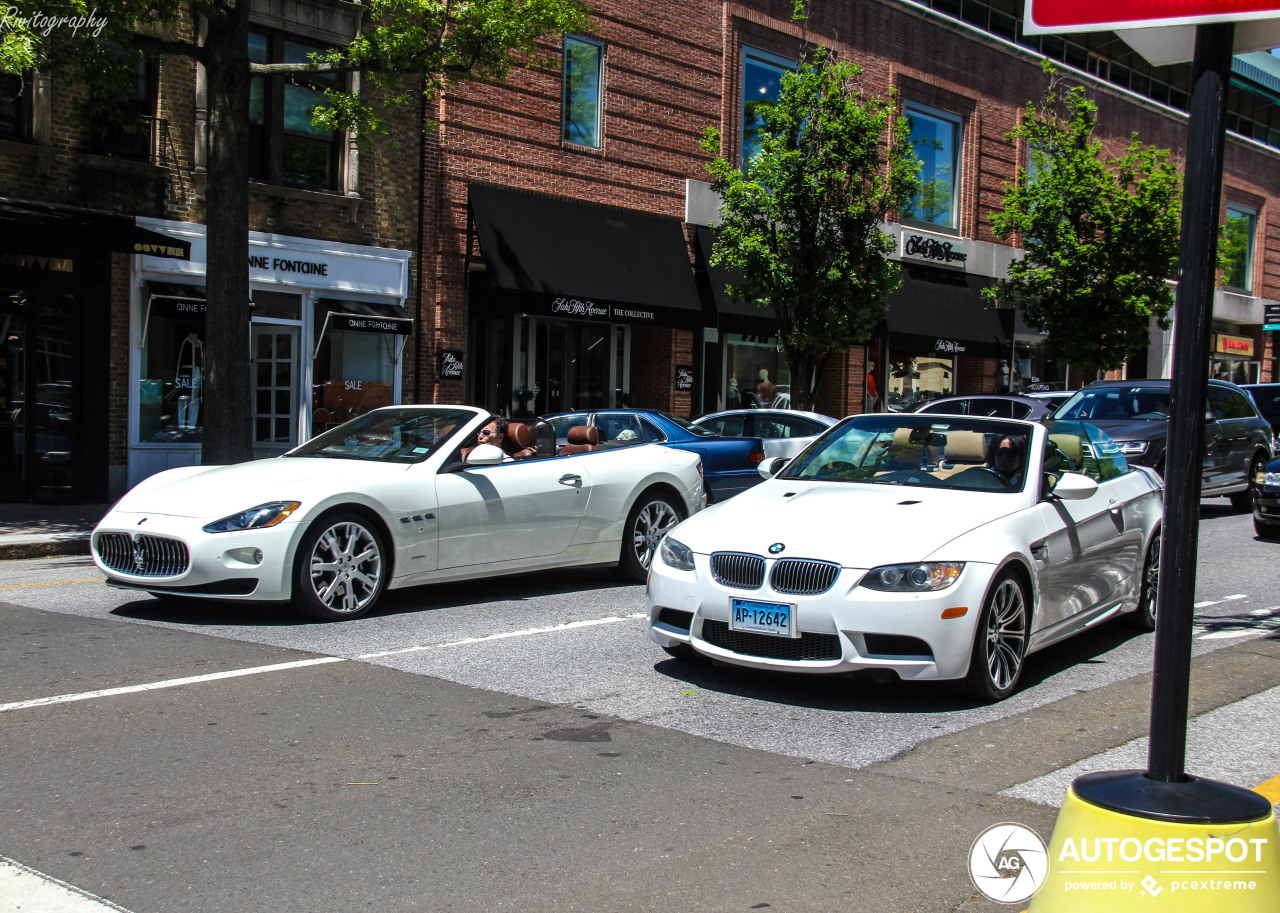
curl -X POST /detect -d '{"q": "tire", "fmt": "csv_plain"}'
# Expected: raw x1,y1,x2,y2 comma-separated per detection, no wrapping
1122,532,1159,632
1255,515,1280,539
963,571,1029,703
616,491,684,583
662,644,704,662
292,512,388,621
1228,456,1262,512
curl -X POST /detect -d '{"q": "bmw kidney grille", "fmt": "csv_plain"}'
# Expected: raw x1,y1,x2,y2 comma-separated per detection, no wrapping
710,553,839,595
710,552,766,589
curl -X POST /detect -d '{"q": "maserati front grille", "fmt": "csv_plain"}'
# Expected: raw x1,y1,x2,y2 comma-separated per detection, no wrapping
95,533,190,577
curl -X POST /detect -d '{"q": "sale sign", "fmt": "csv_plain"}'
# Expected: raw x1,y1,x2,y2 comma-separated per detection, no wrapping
1024,0,1280,33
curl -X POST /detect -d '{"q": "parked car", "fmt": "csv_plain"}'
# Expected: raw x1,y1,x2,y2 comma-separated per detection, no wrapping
542,408,765,502
92,406,706,621
1254,455,1280,538
1241,383,1280,440
693,409,839,460
1051,379,1273,510
913,393,1055,423
647,413,1162,702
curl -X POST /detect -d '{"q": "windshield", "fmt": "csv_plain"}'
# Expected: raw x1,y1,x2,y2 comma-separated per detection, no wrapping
782,415,1033,493
287,407,473,463
658,411,717,437
1054,385,1171,421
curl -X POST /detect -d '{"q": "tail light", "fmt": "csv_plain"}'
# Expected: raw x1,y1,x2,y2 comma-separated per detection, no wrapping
749,447,764,465
696,457,705,482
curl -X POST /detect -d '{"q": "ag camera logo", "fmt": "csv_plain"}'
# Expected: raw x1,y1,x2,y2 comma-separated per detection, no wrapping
969,822,1049,904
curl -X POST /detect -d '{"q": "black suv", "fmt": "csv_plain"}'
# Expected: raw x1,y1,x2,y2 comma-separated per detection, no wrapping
1051,379,1274,510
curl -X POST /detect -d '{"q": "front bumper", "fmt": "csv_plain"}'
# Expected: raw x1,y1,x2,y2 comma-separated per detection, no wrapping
91,510,299,601
647,552,992,681
1254,483,1280,525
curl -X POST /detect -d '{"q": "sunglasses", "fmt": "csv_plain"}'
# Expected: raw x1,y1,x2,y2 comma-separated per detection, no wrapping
479,429,501,436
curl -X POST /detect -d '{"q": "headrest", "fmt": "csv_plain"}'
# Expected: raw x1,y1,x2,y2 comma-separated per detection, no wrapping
892,426,915,448
944,430,987,463
504,421,534,451
1048,433,1083,466
567,425,599,445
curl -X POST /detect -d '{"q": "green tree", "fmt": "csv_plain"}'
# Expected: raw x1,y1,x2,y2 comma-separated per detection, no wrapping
1,0,591,464
983,63,1182,378
702,48,919,412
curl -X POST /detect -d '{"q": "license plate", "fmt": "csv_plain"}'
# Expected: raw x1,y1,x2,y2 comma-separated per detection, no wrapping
730,597,797,638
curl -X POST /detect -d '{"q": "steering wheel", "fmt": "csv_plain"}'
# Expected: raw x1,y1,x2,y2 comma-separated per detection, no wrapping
819,460,857,477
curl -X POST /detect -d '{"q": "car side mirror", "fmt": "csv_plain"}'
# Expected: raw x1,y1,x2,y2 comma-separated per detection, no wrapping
466,443,506,465
1049,471,1098,500
758,456,788,479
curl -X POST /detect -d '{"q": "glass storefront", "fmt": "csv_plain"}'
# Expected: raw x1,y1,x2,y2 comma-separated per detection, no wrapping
311,320,396,433
724,332,791,409
886,348,954,412
138,287,206,444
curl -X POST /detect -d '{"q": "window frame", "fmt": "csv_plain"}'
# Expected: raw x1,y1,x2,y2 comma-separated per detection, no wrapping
1223,203,1257,293
739,46,794,167
561,34,604,149
901,100,964,233
0,70,32,142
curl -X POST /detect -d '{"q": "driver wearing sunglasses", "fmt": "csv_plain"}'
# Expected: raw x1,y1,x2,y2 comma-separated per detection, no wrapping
475,416,537,461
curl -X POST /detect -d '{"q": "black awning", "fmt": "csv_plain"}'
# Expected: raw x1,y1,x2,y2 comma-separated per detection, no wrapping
695,227,778,335
0,198,190,260
885,267,1005,357
316,298,413,336
468,184,703,329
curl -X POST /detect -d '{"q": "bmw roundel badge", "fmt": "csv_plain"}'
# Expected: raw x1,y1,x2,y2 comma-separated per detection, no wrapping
768,542,785,555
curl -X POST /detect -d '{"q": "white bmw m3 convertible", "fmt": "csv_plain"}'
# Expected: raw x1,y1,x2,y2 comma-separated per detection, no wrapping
93,405,705,620
647,413,1163,701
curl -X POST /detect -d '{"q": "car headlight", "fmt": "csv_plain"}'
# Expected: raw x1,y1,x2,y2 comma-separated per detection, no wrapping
1117,441,1149,455
860,562,964,592
658,536,696,572
1263,471,1280,487
202,501,301,533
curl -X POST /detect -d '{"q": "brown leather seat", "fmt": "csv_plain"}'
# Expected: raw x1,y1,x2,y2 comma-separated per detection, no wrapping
502,421,538,459
558,425,598,454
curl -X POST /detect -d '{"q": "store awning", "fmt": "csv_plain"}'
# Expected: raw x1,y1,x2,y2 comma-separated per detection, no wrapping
695,227,777,335
468,184,704,329
0,198,191,260
885,267,1005,357
315,298,413,336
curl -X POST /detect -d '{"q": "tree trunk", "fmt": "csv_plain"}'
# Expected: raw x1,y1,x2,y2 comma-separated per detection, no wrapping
200,5,254,465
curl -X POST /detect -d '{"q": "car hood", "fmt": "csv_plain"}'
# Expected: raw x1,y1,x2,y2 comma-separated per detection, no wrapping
669,479,1025,566
110,457,410,520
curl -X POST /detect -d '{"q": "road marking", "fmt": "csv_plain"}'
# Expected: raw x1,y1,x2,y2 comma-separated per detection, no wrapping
0,578,105,591
358,613,647,659
0,856,136,911
0,657,346,714
1222,594,1249,601
1256,774,1280,806
1194,600,1220,608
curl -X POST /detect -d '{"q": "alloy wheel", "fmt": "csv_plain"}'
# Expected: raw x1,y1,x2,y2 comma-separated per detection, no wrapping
984,578,1027,691
631,499,680,570
308,521,383,615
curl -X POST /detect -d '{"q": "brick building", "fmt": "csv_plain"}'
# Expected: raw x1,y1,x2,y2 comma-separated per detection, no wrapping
418,0,1280,422
0,0,421,502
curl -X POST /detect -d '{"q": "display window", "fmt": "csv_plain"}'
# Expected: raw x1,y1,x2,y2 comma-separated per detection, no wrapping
311,325,396,433
138,288,206,444
725,332,791,409
886,349,954,412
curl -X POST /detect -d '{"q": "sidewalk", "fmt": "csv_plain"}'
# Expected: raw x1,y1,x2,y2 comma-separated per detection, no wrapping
0,502,109,560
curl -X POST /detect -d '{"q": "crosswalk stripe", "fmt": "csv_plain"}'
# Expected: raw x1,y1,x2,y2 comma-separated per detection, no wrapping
0,856,136,912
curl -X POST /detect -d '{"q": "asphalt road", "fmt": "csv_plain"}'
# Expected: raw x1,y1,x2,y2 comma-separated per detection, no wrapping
0,500,1277,912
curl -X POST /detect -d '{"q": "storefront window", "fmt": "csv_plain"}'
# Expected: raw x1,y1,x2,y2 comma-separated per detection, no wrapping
138,289,205,444
725,333,791,409
886,350,954,412
312,326,395,433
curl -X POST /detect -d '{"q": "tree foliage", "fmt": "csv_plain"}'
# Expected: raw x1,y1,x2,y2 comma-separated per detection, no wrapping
2,0,591,463
702,48,919,412
983,63,1182,377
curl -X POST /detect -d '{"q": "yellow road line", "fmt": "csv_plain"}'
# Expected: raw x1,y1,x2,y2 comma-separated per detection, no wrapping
0,578,105,591
1255,773,1280,805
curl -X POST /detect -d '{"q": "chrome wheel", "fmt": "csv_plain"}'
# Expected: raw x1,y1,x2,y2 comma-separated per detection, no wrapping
984,578,1027,691
307,520,383,615
630,499,680,570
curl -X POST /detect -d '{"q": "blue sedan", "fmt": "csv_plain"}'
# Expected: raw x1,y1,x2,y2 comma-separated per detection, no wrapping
542,409,765,502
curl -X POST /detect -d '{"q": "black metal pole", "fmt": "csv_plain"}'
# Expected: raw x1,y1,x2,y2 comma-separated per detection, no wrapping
1146,22,1234,784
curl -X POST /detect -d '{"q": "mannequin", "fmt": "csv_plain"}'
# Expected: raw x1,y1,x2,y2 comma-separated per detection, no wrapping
175,331,203,429
756,368,777,408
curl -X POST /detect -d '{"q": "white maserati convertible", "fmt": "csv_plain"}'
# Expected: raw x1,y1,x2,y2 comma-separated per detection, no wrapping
93,406,705,620
647,414,1163,702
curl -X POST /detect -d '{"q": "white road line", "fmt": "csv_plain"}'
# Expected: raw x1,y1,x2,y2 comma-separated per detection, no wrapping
1222,594,1249,601
358,613,647,659
0,657,345,714
0,856,136,912
1194,600,1220,608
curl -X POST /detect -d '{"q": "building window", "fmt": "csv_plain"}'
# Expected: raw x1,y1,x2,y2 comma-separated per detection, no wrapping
312,319,396,433
0,71,31,141
138,290,206,445
86,47,157,161
249,31,341,190
741,49,791,165
562,35,603,148
1223,204,1256,293
902,102,962,231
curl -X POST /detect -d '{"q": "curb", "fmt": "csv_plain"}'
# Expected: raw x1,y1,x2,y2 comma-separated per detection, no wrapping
0,533,92,561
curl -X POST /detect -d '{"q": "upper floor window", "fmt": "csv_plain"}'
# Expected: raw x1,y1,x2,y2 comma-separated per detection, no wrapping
249,31,341,190
741,48,792,165
87,47,157,161
1223,204,1256,293
902,101,962,231
0,72,31,142
562,35,603,148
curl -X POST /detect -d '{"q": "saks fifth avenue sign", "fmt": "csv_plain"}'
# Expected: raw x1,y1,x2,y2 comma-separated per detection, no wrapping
935,339,968,354
549,297,657,323
900,232,968,268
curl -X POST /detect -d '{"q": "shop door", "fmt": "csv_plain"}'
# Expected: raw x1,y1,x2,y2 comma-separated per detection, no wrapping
534,322,610,415
251,324,299,459
0,291,76,501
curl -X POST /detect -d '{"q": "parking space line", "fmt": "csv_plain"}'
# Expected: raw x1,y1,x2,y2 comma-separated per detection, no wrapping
357,613,647,659
0,855,136,911
0,578,106,591
0,657,346,714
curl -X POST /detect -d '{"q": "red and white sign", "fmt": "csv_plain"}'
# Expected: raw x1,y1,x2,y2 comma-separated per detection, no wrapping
1024,0,1280,33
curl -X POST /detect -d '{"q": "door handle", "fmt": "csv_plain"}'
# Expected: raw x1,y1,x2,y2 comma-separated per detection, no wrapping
558,474,582,485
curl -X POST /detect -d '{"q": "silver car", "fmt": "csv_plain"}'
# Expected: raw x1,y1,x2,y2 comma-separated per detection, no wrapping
694,409,839,459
